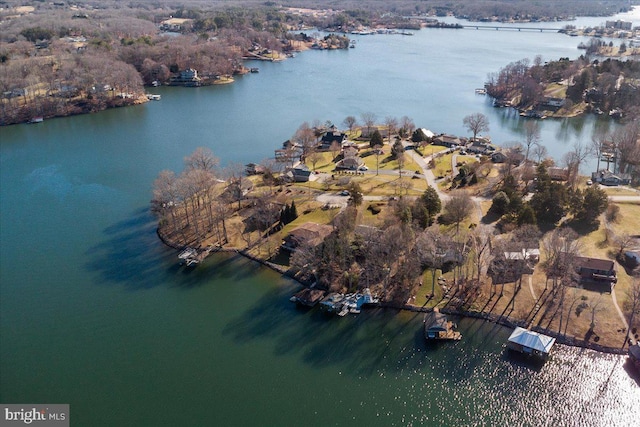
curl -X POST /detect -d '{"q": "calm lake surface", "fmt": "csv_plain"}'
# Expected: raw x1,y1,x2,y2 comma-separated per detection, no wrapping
1,10,639,426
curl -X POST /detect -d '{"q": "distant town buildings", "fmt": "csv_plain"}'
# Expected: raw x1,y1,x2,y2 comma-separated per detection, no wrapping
606,20,633,31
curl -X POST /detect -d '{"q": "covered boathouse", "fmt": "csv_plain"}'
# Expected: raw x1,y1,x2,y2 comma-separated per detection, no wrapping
424,309,461,340
507,327,556,360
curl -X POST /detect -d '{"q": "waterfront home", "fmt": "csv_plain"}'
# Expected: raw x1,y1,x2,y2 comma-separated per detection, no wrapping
419,128,435,140
433,134,463,148
540,97,565,110
170,68,201,87
281,222,333,252
285,166,312,182
336,144,364,170
245,163,266,175
423,309,461,340
507,327,555,359
574,256,617,287
591,170,631,186
320,130,347,150
548,167,569,181
491,151,524,165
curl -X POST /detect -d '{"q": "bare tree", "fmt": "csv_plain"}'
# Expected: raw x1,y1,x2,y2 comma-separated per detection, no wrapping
293,122,317,159
563,141,593,188
612,121,640,175
385,116,398,144
416,227,445,297
308,150,323,172
591,129,609,174
470,225,493,282
463,113,490,142
400,115,415,138
523,120,540,163
614,232,635,258
396,149,405,181
342,115,357,134
443,191,474,235
532,142,548,164
542,227,581,290
184,147,219,173
361,112,377,138
373,144,383,176
152,170,181,235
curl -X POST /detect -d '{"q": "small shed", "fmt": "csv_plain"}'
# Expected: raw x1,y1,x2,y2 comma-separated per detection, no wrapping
507,327,556,359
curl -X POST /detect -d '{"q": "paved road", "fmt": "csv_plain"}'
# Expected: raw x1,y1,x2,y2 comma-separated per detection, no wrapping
608,195,640,203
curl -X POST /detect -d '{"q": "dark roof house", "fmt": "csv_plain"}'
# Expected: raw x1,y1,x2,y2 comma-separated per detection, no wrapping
320,131,347,149
574,256,617,287
433,134,463,148
281,222,333,252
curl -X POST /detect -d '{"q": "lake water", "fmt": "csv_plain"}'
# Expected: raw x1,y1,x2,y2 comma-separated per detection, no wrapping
1,10,639,426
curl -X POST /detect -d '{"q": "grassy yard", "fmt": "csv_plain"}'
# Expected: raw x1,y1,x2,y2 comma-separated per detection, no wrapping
610,202,640,236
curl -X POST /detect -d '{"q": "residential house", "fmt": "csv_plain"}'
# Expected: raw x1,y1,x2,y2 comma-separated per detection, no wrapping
491,151,524,165
286,166,312,182
548,167,569,181
336,144,364,170
433,134,463,148
245,163,266,175
574,256,617,286
541,97,565,110
592,170,631,186
419,128,435,140
170,68,201,87
281,222,333,252
320,130,347,150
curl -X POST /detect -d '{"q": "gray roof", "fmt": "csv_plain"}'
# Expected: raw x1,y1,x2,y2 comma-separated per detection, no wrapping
508,327,556,354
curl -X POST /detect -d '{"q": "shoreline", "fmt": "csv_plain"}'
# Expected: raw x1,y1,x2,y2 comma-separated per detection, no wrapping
157,228,631,356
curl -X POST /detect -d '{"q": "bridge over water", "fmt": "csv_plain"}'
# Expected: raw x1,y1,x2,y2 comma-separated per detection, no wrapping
461,25,562,32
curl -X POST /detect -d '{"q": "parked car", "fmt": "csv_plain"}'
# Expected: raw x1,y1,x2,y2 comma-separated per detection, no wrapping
586,180,593,186
358,165,369,171
339,190,350,196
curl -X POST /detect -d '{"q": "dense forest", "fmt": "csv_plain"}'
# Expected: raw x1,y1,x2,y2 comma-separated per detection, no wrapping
1,0,638,125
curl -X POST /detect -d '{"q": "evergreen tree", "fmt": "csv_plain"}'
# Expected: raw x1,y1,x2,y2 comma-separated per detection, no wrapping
411,128,426,143
391,139,404,159
412,187,442,228
529,165,567,225
517,204,537,226
370,130,383,148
